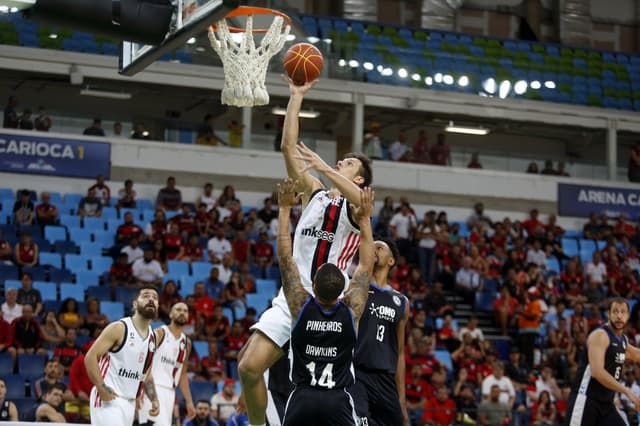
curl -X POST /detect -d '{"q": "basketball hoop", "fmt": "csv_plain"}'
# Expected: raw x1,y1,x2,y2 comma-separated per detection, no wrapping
208,6,291,107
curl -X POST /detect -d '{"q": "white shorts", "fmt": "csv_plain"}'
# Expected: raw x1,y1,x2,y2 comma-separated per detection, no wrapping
250,289,294,348
138,384,175,426
89,386,136,426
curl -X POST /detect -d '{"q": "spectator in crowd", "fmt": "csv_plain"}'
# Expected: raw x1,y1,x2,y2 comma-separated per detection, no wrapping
417,211,439,284
628,141,640,182
481,361,515,407
10,304,46,355
132,247,164,287
58,298,83,330
217,185,240,214
374,196,394,236
156,176,182,211
522,209,544,236
158,280,182,323
405,363,430,424
193,282,215,321
215,253,233,285
184,400,219,426
195,203,214,237
455,256,482,304
223,320,248,363
34,360,69,401
34,106,52,131
14,231,38,268
0,228,12,264
421,386,456,426
230,230,249,265
52,328,82,374
556,161,570,177
364,122,383,159
164,222,185,260
540,160,556,175
467,202,492,230
13,189,34,225
130,122,150,140
116,212,144,245
146,209,168,242
197,182,217,212
171,203,196,237
205,267,225,301
412,129,429,164
529,366,561,403
40,311,64,351
36,192,59,226
83,118,105,136
257,197,276,225
210,378,239,424
117,179,137,208
19,108,33,130
389,131,410,161
181,233,203,263
390,202,417,261
200,305,229,343
2,287,22,323
526,239,547,268
467,153,483,169
33,383,66,422
478,384,511,426
208,228,232,264
88,175,111,206
77,188,102,218
113,121,123,137
459,315,484,342
197,114,221,146
429,133,451,166
82,298,108,338
3,95,19,128
228,119,243,147
0,378,18,420
518,287,545,367
109,252,134,290
0,319,14,365
585,251,607,285
17,272,42,315
221,272,246,312
524,162,539,174
251,231,273,269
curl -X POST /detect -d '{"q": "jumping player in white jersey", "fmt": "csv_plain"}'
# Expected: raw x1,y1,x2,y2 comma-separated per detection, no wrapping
85,285,160,426
277,178,374,425
139,302,196,426
238,77,373,426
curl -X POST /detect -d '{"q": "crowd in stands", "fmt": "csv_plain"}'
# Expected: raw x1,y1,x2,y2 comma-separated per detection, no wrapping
0,174,640,424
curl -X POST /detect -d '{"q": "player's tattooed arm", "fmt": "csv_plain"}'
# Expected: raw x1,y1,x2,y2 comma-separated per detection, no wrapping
144,374,158,402
276,179,311,320
344,187,375,323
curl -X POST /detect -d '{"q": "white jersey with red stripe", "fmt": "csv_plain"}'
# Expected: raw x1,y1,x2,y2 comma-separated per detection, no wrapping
292,189,360,289
97,317,156,401
152,325,188,389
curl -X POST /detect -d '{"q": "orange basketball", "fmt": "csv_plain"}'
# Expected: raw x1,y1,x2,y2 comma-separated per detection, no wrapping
283,43,323,85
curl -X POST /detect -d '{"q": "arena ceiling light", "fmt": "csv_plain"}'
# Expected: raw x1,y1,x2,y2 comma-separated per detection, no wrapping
80,88,132,100
458,75,469,87
498,80,512,99
306,36,320,43
271,107,319,119
514,80,528,95
530,80,541,90
444,121,489,136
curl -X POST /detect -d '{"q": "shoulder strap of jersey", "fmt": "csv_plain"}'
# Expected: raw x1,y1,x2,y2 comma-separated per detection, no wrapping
111,318,128,353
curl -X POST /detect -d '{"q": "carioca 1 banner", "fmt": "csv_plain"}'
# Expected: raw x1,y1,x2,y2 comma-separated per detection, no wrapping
0,132,110,178
558,182,640,218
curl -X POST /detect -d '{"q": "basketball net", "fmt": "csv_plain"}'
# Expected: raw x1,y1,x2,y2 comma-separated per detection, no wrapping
208,15,290,107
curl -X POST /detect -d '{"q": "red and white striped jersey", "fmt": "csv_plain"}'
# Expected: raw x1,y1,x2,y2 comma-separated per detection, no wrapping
97,317,155,400
292,189,360,290
151,325,188,389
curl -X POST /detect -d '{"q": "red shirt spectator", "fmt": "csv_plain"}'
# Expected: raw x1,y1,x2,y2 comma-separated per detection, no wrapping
15,233,38,267
251,233,274,266
109,253,133,286
36,193,58,226
171,205,196,235
412,130,429,164
421,388,456,426
164,224,184,260
428,134,451,166
0,317,11,351
231,231,250,264
223,321,248,359
406,371,432,405
10,305,45,352
181,235,204,263
0,235,11,261
69,353,92,398
522,209,544,236
200,307,230,342
192,283,215,319
53,329,82,373
116,212,144,243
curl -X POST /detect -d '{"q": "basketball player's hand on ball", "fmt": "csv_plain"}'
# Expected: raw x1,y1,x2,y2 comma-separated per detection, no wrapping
185,401,196,419
149,398,160,416
277,178,301,208
350,187,375,221
281,74,318,97
98,383,118,402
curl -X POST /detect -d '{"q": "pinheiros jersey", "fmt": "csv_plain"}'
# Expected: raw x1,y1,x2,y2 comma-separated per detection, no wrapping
152,325,188,389
293,189,360,288
97,317,155,401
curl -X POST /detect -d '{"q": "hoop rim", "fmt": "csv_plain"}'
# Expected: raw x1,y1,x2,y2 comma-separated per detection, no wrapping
211,5,292,34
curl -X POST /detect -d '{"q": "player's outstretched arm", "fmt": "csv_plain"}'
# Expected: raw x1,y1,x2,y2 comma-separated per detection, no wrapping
589,329,639,407
343,187,375,323
85,321,124,402
281,76,322,199
276,179,311,321
296,142,363,207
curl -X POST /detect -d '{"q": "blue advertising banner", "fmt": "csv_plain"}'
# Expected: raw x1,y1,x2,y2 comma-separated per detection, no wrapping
0,133,110,178
558,182,640,218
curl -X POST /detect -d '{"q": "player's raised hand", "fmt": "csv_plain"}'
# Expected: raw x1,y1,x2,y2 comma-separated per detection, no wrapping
350,187,374,221
295,142,328,174
281,74,318,97
277,178,302,208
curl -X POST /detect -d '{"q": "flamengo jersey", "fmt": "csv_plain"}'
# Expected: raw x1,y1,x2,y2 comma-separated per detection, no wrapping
290,297,357,390
96,317,155,402
152,325,188,389
293,189,360,288
354,283,407,375
573,324,627,402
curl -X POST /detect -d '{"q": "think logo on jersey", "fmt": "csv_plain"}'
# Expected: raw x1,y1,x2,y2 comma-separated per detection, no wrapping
616,352,626,364
301,226,335,242
118,368,141,380
369,302,396,322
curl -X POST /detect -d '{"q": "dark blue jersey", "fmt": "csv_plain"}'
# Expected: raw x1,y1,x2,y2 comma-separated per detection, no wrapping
354,283,407,374
290,297,357,390
573,324,627,402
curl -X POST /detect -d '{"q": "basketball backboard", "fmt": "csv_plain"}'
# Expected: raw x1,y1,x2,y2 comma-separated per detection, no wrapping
119,0,238,76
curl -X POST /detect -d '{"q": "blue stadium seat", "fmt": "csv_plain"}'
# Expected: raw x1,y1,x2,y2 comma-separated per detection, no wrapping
115,287,136,306
44,226,66,243
80,242,102,257
190,381,215,403
48,267,74,283
87,285,111,301
141,209,155,224
0,188,13,199
256,279,278,297
64,254,87,273
92,231,114,247
22,266,45,281
4,279,20,291
545,257,560,274
101,207,118,221
119,208,137,220
192,340,209,358
75,270,101,289
561,238,579,255
68,227,91,244
4,375,26,399
105,219,121,232
0,264,19,282
33,281,57,301
100,301,124,321
246,293,271,316
435,317,459,331
39,252,62,269
494,339,512,361
82,217,104,231
222,307,234,324
0,352,13,376
59,215,81,229
168,260,189,277
63,194,83,212
579,239,596,251
579,249,593,265
18,224,41,238
137,199,153,210
17,354,46,379
265,266,281,281
180,275,199,298
91,256,113,274
191,261,212,278
60,283,84,300
434,350,453,371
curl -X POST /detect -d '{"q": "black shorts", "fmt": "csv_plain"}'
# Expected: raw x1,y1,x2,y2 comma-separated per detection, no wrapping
283,386,358,426
349,369,403,426
565,392,627,426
